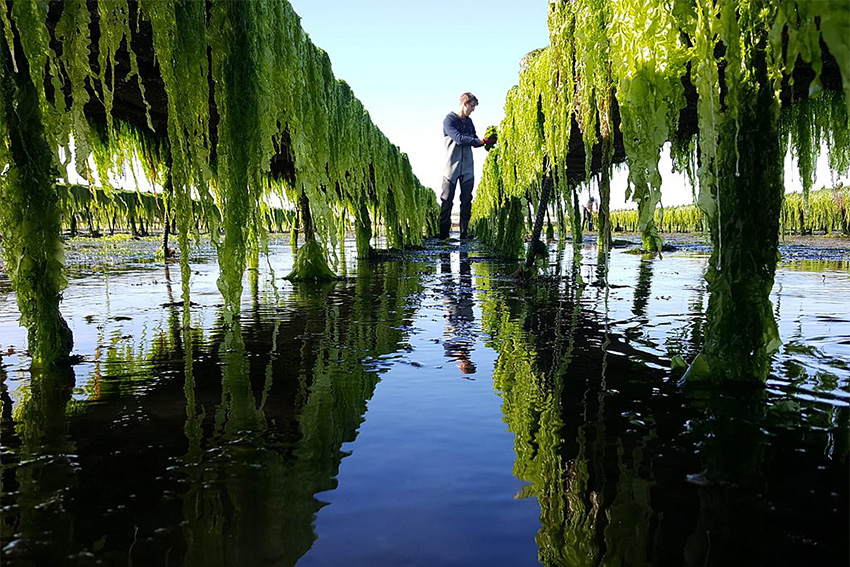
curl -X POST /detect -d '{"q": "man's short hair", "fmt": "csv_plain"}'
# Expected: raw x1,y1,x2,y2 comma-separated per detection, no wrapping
459,92,478,107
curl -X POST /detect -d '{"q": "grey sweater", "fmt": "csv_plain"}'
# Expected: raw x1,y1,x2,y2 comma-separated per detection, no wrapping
443,112,483,183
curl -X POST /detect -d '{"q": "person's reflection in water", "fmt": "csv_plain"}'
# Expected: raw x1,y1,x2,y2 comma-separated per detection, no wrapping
441,251,477,378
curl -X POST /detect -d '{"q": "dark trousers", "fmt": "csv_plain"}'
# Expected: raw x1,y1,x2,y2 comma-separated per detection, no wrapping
583,209,594,231
440,175,474,239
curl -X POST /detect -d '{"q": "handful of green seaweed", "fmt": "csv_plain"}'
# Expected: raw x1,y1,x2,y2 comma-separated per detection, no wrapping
484,125,498,151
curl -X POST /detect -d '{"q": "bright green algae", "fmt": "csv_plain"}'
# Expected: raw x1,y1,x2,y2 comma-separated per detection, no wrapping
0,0,436,356
609,185,849,236
471,0,850,382
0,35,72,366
686,55,785,382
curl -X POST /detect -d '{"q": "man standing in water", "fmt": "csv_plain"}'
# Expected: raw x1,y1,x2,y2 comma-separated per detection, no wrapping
440,92,495,240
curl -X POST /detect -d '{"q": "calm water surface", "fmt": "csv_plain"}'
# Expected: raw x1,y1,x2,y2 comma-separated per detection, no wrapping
0,235,847,566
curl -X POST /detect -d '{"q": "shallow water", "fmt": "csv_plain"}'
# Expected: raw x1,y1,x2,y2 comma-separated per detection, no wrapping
0,235,847,566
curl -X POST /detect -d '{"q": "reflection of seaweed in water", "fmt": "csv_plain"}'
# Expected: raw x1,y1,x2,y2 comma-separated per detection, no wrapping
0,260,428,566
682,389,769,566
178,263,427,565
2,367,76,565
478,267,849,567
632,257,654,318
180,325,295,566
479,264,660,566
665,270,708,362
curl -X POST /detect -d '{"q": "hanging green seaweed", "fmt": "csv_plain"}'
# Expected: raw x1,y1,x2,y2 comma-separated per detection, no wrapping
141,0,212,308
472,0,848,382
53,0,94,178
3,0,847,384
471,52,552,264
609,0,687,253
207,0,263,320
0,0,436,356
781,90,850,201
287,190,336,282
685,58,785,383
0,35,72,365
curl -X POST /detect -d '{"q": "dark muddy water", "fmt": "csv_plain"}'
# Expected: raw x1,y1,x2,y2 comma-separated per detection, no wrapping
0,235,848,566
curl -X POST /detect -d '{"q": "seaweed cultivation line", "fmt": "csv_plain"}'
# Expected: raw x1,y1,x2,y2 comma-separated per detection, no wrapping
607,186,849,236
55,183,299,249
470,0,849,383
0,0,438,367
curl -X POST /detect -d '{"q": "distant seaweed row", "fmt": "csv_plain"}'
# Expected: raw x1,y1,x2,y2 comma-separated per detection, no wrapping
607,186,848,236
57,183,294,237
